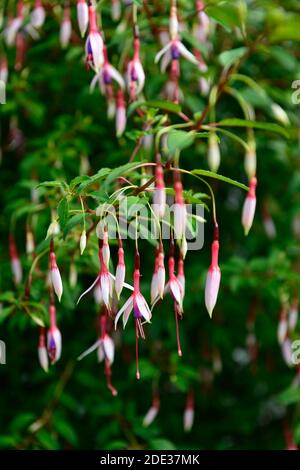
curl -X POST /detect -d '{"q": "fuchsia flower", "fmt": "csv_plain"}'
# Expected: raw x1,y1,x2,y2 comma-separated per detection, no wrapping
77,0,89,37
208,132,220,173
242,176,257,236
5,2,24,47
115,240,126,299
205,238,221,318
153,162,166,219
80,229,87,255
115,251,151,379
195,0,210,44
38,327,48,372
277,307,288,344
288,297,298,332
143,394,160,427
31,0,45,29
183,390,195,432
50,239,63,302
155,4,198,71
9,235,22,285
90,45,125,93
60,6,72,49
78,241,113,309
0,55,8,84
47,304,62,364
173,178,186,241
116,89,126,137
78,313,117,395
111,0,121,21
85,3,104,72
151,244,165,303
127,35,145,101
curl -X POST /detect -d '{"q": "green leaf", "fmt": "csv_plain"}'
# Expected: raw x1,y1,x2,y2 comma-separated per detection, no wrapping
192,169,248,191
217,118,290,138
211,127,249,150
54,418,78,446
128,100,182,116
167,130,195,154
219,47,247,69
75,168,110,194
36,430,60,450
37,181,67,190
27,312,45,328
0,306,15,324
104,162,141,189
270,17,300,42
206,3,241,31
278,386,300,405
57,197,69,231
70,175,90,190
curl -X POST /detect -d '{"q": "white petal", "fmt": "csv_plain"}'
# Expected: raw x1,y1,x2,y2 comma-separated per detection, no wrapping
90,73,100,92
183,408,194,432
156,268,165,298
102,335,115,364
151,272,158,304
77,1,89,37
77,274,100,304
177,41,198,65
108,64,125,90
136,294,152,322
115,264,125,298
31,7,46,29
101,273,111,307
60,20,72,49
160,50,172,73
97,344,105,363
77,340,101,361
11,258,22,285
89,32,104,72
135,62,145,95
51,268,63,302
155,42,172,63
143,406,158,427
38,347,48,372
242,197,256,236
115,296,133,328
205,267,221,317
170,278,182,306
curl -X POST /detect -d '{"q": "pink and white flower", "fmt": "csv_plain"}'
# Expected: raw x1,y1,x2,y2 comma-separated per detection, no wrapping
183,390,195,432
31,0,46,29
116,89,126,137
177,254,185,300
76,0,89,37
47,305,62,364
90,45,125,93
242,176,257,236
50,240,63,302
153,163,166,219
85,3,104,72
38,327,48,372
115,242,126,299
205,239,221,318
60,7,72,49
151,246,165,303
143,395,160,427
173,180,186,241
208,132,220,173
127,36,145,100
9,235,22,285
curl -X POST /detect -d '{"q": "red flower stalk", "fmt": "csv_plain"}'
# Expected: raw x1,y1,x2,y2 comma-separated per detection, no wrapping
9,234,22,285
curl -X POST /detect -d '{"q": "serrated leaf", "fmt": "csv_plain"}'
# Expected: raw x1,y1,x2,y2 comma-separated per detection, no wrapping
192,169,248,191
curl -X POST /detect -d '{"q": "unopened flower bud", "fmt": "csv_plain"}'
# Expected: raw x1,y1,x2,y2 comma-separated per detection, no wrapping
205,240,221,318
208,132,220,173
80,229,87,255
242,177,257,236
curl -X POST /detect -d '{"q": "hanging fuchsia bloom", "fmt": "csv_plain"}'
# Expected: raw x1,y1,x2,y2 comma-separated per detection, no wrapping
277,307,288,344
153,162,166,219
9,235,22,285
177,253,185,300
155,4,198,71
115,240,125,299
26,230,35,255
0,55,8,84
94,279,103,305
173,178,186,241
242,177,257,236
31,0,45,29
208,132,220,173
78,242,113,309
205,238,221,318
5,2,24,47
151,244,165,303
101,225,110,267
85,3,104,72
289,297,298,332
38,327,48,372
50,239,63,302
77,0,89,37
111,0,121,21
143,394,160,427
115,251,151,379
47,304,62,364
116,89,126,137
127,34,145,101
60,6,72,49
195,0,210,44
90,45,125,93
183,390,195,432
